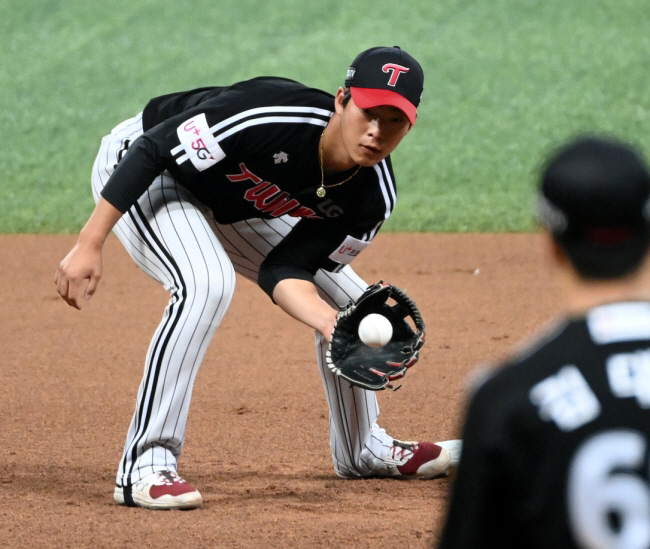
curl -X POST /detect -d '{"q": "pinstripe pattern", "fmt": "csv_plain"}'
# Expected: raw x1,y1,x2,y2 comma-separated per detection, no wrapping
93,114,236,485
93,112,401,487
212,220,397,477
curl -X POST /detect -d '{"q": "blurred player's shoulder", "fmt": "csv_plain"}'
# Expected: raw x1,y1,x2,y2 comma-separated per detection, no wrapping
464,314,572,398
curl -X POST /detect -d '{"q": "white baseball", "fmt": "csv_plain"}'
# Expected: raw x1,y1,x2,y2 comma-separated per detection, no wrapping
358,313,393,347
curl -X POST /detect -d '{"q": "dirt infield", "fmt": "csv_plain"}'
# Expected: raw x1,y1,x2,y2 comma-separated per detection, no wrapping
1,233,560,548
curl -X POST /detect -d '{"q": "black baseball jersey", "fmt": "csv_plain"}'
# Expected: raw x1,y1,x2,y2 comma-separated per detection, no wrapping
101,77,398,296
437,301,650,549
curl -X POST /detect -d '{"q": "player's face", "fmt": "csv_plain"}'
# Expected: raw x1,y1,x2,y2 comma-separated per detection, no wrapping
335,89,412,167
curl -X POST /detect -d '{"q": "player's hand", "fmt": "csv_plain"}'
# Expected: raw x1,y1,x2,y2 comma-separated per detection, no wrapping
54,240,103,310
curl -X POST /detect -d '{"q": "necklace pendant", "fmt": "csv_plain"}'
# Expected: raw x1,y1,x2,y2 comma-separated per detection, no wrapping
316,186,326,198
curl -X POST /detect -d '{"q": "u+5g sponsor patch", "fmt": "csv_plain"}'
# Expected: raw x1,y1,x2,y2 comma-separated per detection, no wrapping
329,236,369,265
174,113,225,171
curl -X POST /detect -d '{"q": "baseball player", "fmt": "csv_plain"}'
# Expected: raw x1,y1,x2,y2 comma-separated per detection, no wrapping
436,136,650,548
54,46,455,511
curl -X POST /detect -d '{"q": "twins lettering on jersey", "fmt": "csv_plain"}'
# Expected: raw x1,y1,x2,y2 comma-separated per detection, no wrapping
227,163,321,219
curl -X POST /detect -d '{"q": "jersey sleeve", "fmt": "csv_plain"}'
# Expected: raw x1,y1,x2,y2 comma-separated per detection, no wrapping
100,133,168,213
100,102,231,212
257,216,383,298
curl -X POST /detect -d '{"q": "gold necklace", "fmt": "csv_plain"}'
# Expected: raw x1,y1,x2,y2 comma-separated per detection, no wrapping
317,128,361,198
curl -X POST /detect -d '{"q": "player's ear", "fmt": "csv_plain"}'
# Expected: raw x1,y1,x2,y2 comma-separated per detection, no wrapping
334,87,346,115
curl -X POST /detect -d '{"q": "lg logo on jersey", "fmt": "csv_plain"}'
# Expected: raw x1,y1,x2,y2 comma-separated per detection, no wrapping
317,199,343,218
227,163,322,219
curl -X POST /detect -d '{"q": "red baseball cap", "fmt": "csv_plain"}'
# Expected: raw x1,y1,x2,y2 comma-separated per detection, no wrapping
344,46,424,125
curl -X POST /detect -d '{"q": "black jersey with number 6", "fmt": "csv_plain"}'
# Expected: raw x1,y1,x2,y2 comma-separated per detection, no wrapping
437,301,650,549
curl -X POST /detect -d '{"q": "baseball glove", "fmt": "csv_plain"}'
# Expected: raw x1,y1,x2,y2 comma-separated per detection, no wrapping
326,282,426,391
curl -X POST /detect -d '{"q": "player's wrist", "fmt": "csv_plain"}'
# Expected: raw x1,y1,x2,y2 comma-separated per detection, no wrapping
77,226,108,250
320,316,337,342
77,197,122,249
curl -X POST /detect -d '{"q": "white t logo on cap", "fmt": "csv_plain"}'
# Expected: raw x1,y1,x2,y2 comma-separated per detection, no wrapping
382,63,410,86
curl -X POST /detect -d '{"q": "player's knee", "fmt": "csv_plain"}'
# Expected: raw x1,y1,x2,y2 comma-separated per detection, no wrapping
183,263,236,311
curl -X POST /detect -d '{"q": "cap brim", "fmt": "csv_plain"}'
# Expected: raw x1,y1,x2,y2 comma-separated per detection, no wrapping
350,87,417,125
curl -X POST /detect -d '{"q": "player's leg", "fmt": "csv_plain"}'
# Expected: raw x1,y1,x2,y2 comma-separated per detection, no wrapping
311,268,387,477
310,269,453,478
208,219,375,474
92,115,236,508
210,218,452,478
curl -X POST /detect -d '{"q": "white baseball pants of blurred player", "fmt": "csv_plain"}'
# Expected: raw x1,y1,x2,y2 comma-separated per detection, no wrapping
92,113,399,487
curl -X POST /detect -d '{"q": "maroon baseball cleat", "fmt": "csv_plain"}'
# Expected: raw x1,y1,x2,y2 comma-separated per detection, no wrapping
391,440,451,479
114,470,202,510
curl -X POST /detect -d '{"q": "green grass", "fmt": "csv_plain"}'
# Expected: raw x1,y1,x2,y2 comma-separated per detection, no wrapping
2,0,649,232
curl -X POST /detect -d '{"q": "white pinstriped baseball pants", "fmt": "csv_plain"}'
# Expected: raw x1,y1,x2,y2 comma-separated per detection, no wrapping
92,113,401,487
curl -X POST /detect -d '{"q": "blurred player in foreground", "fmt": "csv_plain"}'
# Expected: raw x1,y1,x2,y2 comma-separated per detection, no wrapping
436,135,650,548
